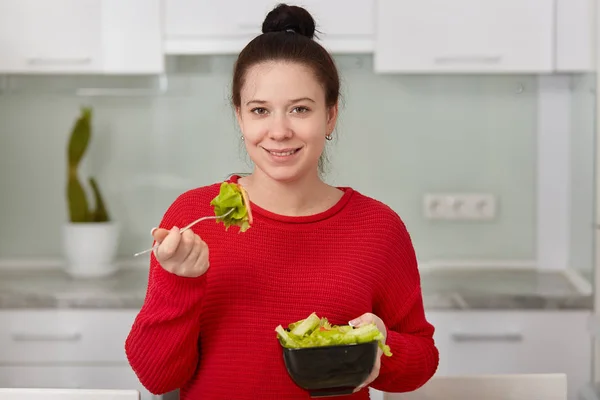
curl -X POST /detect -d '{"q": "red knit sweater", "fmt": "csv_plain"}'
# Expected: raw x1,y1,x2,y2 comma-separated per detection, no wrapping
125,175,439,399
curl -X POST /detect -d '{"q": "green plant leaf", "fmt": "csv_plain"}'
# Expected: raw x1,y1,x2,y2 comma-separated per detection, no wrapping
89,177,110,222
67,107,91,167
67,175,89,222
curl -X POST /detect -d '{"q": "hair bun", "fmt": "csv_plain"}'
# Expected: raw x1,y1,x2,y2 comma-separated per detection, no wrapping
262,3,316,39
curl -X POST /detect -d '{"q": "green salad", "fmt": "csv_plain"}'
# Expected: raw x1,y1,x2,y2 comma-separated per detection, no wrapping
275,312,392,357
210,182,253,232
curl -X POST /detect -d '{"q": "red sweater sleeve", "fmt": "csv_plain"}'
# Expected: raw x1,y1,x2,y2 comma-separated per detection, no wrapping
370,215,439,393
125,196,206,395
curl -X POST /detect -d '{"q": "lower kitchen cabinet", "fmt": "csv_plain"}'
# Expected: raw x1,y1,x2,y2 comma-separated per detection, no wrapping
426,310,592,400
0,366,157,399
0,309,591,400
353,310,591,400
0,310,158,400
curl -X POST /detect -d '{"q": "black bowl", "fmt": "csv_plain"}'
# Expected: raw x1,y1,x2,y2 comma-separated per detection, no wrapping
280,340,378,398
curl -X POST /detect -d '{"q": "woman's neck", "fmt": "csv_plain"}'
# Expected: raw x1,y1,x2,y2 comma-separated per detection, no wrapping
237,169,343,217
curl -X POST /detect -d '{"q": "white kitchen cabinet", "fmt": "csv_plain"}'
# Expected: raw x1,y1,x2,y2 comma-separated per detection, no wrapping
0,0,103,74
374,0,554,74
0,366,151,394
555,0,595,72
99,0,163,74
0,0,163,74
0,310,136,364
426,311,592,400
164,0,375,54
0,310,158,400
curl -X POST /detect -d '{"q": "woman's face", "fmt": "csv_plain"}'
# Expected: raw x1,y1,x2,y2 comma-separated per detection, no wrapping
236,61,337,183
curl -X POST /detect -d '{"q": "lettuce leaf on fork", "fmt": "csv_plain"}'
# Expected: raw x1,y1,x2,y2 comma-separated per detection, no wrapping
210,182,253,232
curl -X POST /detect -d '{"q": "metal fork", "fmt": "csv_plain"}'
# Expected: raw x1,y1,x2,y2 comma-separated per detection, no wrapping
133,209,234,257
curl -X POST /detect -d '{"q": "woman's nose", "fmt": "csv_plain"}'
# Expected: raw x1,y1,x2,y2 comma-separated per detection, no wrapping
268,114,293,140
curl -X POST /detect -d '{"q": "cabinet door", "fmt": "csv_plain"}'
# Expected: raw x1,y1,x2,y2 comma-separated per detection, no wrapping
165,0,276,40
0,310,136,364
0,366,159,400
101,0,164,74
555,0,595,72
294,0,374,52
164,0,374,54
374,0,554,73
0,0,103,73
427,311,592,400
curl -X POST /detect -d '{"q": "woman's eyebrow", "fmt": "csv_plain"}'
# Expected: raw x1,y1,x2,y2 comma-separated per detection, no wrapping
245,97,316,106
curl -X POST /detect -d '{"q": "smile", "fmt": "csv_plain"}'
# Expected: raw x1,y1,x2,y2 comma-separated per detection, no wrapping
264,148,301,157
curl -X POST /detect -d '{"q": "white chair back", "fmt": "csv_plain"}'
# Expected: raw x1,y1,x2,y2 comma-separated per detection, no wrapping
384,373,567,400
0,389,140,400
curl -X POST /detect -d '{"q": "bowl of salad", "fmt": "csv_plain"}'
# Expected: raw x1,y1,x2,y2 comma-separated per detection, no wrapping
275,312,392,398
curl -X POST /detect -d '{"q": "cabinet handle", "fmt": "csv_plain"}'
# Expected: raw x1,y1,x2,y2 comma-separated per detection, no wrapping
451,332,523,342
27,57,92,65
434,55,502,65
11,332,82,342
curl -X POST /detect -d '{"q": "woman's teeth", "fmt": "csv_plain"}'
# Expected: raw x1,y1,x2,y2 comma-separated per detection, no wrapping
269,149,297,156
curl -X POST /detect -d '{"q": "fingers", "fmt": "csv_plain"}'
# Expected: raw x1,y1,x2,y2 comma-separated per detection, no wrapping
182,234,202,266
151,227,170,244
151,225,210,278
349,313,386,393
170,229,196,264
349,313,387,341
191,237,210,275
155,226,182,261
349,313,374,327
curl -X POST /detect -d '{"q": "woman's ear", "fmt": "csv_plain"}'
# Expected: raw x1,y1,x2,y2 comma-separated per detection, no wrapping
326,103,339,135
235,107,243,128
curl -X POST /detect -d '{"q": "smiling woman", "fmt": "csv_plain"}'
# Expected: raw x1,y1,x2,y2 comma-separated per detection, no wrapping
125,3,439,400
235,62,335,184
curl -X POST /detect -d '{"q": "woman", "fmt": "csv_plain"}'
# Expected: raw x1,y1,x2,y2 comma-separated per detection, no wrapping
125,4,438,399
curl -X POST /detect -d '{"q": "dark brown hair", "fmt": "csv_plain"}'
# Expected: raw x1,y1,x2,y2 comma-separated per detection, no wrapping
232,3,340,109
232,3,341,174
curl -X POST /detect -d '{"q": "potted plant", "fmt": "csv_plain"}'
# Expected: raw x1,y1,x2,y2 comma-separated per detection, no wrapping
62,107,119,278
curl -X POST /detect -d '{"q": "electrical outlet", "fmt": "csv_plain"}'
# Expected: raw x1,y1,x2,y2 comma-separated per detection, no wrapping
423,193,497,220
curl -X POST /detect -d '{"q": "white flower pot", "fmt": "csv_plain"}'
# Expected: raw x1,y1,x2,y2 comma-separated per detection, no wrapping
62,222,120,278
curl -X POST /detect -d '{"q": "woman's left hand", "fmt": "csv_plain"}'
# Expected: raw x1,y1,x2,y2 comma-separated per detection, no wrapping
349,313,387,393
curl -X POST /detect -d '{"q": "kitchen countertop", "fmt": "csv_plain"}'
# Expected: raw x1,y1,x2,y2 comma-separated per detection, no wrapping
0,268,148,309
419,268,592,310
579,383,600,400
0,267,592,310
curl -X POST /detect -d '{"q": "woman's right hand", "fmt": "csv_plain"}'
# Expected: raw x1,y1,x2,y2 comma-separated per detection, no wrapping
151,227,210,278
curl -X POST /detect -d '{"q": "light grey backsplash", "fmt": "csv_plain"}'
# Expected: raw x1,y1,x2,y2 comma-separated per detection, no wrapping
570,73,596,273
0,55,595,269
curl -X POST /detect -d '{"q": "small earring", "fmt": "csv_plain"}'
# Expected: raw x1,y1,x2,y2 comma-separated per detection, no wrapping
241,135,245,141
325,134,333,141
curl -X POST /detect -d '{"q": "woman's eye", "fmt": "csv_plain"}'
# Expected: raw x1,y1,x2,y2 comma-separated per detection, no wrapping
251,107,268,115
292,106,309,113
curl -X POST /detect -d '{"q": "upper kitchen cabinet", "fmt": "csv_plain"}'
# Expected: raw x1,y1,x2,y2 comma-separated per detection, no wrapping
0,0,163,74
555,0,595,72
374,0,554,74
100,0,163,74
164,0,375,54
